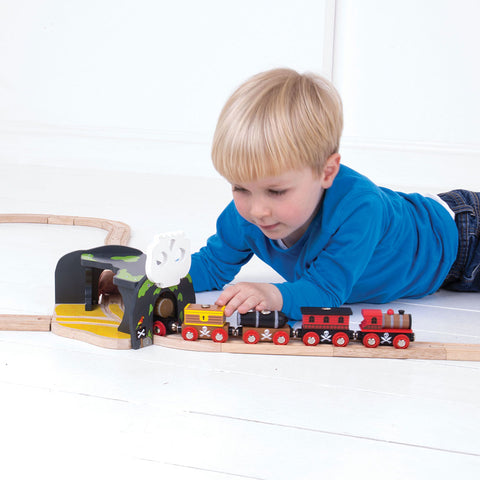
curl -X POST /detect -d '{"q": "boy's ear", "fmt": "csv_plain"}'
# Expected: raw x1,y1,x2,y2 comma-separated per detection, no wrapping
320,153,341,188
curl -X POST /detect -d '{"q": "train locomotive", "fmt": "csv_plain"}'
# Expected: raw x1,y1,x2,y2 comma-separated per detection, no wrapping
157,304,415,350
357,308,414,348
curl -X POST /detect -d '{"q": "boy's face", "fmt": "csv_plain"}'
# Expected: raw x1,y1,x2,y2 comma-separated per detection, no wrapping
231,167,327,248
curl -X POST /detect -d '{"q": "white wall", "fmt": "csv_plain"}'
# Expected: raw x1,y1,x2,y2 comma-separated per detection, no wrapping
334,0,480,190
1,0,479,190
0,0,332,176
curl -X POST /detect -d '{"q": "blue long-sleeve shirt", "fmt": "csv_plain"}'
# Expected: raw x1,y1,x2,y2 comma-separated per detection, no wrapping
189,165,458,319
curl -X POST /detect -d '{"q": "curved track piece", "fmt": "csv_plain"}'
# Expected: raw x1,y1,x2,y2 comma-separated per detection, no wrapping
0,214,130,333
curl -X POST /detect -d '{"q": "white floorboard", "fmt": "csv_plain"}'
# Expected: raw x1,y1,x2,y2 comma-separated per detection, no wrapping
1,163,479,479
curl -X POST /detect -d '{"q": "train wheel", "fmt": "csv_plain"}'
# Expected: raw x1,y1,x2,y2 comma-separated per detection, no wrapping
182,326,198,341
303,332,320,346
363,333,380,348
273,331,290,345
212,328,228,343
393,334,410,349
332,332,349,347
153,320,167,336
243,330,260,344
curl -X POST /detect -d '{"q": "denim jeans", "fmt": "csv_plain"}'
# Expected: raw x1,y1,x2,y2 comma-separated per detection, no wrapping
438,189,480,291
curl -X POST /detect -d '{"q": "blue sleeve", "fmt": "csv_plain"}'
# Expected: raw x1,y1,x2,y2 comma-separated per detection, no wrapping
275,194,385,319
189,203,254,292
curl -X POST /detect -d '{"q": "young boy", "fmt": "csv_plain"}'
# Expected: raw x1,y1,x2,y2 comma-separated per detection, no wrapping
189,68,480,320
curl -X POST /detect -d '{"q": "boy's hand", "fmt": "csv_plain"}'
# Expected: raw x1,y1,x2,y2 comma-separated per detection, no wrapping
215,282,283,317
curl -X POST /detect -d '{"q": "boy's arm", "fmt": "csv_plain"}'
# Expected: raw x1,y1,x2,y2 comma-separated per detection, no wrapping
189,202,254,292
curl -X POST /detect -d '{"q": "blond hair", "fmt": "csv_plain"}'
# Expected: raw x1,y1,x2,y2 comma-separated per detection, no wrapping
212,68,343,183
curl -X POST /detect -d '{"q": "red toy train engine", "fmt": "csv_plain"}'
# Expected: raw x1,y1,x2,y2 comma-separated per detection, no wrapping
358,308,414,349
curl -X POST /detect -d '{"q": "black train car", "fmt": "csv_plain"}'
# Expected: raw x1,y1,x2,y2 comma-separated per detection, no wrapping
237,310,291,345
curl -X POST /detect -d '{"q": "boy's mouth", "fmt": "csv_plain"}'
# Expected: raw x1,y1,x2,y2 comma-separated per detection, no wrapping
259,223,280,231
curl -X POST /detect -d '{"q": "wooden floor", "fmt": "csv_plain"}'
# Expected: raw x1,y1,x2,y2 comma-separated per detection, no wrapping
1,163,479,479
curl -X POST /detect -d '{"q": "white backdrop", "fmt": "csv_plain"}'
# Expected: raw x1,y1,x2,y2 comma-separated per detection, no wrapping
335,0,480,190
0,0,479,189
0,0,332,176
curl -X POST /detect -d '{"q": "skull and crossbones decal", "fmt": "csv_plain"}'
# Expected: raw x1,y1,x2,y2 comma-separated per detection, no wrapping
321,330,332,342
380,333,393,345
199,326,211,338
261,329,273,341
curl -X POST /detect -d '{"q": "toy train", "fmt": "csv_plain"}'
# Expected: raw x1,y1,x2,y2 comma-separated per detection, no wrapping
155,304,415,349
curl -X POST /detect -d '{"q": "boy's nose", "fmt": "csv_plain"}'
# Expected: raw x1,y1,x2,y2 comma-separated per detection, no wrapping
250,201,271,220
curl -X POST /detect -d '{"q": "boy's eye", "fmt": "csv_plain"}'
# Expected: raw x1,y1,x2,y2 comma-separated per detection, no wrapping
232,186,248,193
268,189,287,196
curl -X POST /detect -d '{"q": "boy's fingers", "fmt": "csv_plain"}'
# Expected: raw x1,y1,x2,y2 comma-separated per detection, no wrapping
215,288,237,307
216,284,238,301
224,293,251,316
216,283,279,316
216,285,244,305
255,301,267,312
236,296,261,314
218,289,260,317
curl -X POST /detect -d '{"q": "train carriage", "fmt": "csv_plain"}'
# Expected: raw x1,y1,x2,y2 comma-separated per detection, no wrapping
181,303,229,343
238,309,291,345
299,307,354,347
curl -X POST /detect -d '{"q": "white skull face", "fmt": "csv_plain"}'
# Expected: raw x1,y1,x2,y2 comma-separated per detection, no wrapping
145,231,191,288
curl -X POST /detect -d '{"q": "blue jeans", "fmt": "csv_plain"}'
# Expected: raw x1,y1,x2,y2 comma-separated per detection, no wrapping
438,189,480,291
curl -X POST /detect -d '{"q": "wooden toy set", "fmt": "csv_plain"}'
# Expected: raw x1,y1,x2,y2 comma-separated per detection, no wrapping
1,213,480,361
177,304,414,349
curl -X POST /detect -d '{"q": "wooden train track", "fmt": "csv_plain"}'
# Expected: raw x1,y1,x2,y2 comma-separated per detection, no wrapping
0,213,130,245
1,213,480,361
154,334,480,361
0,213,130,332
